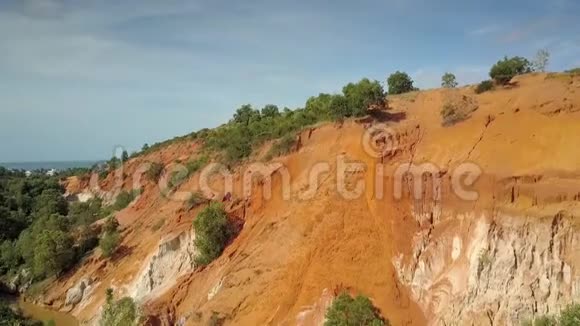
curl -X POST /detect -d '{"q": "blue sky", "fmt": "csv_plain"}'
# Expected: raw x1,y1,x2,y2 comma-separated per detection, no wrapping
1,0,579,162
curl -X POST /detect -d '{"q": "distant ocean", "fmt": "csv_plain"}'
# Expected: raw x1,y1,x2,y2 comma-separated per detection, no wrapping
0,160,103,171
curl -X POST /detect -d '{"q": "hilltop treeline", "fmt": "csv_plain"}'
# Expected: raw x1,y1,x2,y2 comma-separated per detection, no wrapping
131,78,387,165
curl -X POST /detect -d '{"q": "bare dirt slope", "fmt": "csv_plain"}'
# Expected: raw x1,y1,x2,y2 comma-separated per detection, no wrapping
49,73,580,325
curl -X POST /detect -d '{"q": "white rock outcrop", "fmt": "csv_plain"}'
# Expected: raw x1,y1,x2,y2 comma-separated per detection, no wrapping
394,210,580,325
129,231,197,301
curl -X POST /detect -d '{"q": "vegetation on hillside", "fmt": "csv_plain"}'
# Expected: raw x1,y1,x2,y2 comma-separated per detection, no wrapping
193,202,235,266
387,71,415,95
489,56,532,85
100,288,141,326
475,80,494,94
521,303,580,326
99,217,121,257
325,292,388,326
0,166,116,289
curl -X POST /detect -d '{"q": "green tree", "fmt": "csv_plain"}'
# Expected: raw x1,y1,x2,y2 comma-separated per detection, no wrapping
342,78,385,116
261,104,281,119
387,71,414,95
32,229,75,278
0,240,20,274
233,104,260,126
193,202,234,266
325,292,387,326
328,95,350,120
33,188,68,217
441,72,458,88
305,93,333,120
141,143,149,152
489,56,531,85
121,150,129,163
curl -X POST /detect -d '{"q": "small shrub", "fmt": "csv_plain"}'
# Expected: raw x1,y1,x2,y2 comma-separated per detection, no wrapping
565,67,580,75
99,231,120,257
475,80,494,94
146,162,164,182
193,202,234,266
168,170,188,190
112,190,136,211
100,289,141,326
489,56,531,85
325,292,388,326
186,155,209,176
440,103,467,126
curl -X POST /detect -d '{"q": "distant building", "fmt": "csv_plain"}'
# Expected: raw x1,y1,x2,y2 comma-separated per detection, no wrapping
46,169,57,176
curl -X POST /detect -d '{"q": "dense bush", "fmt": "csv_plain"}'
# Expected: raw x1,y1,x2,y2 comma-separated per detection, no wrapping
99,231,120,258
342,78,385,117
193,202,234,266
440,102,467,126
100,217,120,257
475,80,494,94
387,71,414,95
329,95,350,121
489,56,531,85
17,214,76,279
69,198,109,226
100,289,140,326
112,190,137,211
441,72,458,88
325,292,388,326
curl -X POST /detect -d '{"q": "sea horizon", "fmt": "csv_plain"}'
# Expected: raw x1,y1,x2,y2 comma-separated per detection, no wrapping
0,160,104,171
